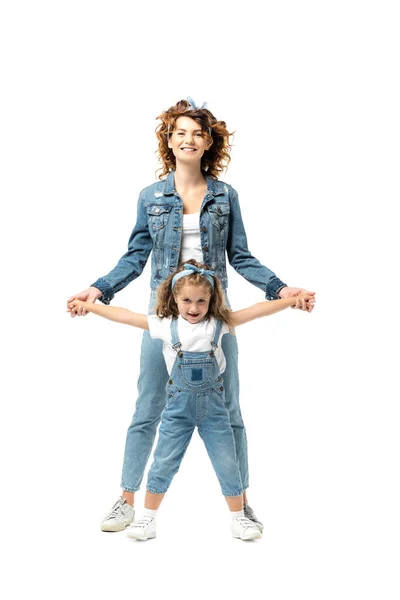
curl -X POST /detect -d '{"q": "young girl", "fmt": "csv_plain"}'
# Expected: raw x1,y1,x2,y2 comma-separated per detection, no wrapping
67,97,315,533
69,259,314,541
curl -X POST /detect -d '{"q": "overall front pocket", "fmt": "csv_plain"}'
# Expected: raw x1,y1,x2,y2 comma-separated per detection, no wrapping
179,361,214,389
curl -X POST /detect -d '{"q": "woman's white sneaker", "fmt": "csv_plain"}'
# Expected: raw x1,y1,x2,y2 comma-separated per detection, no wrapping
126,516,156,541
100,497,135,532
243,503,264,533
231,517,262,541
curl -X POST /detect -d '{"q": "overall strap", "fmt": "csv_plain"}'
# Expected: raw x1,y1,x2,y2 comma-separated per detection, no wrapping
170,318,182,355
211,319,223,349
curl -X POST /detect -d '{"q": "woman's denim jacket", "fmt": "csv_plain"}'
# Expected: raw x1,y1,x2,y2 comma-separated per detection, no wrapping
92,171,286,303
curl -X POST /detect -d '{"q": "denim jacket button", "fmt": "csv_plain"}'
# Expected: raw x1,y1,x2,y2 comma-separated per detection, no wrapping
204,246,209,252
202,227,207,232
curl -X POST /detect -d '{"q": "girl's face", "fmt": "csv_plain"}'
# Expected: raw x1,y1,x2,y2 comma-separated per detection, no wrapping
168,116,210,166
174,281,211,324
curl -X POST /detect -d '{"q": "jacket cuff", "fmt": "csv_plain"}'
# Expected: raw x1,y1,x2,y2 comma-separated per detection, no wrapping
265,277,287,300
90,278,114,305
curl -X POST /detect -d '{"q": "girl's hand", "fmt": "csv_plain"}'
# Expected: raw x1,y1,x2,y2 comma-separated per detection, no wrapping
279,287,316,312
292,293,314,313
67,299,90,314
67,287,102,317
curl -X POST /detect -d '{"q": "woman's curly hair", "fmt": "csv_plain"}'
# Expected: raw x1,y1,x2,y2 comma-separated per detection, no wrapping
155,99,233,180
155,259,234,330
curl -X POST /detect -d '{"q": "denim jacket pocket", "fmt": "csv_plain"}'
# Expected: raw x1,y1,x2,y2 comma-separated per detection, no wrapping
207,203,230,230
146,205,172,232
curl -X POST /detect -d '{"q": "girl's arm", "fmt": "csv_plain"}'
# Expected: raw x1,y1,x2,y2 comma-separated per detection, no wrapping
68,300,149,330
230,294,313,327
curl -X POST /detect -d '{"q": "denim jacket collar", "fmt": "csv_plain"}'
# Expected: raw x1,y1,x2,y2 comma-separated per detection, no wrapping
162,170,224,197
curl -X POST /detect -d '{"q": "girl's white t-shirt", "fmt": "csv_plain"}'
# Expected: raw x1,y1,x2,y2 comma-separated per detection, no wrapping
179,212,202,264
148,315,230,375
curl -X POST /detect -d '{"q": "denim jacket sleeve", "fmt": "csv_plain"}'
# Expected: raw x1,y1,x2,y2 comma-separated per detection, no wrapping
226,189,287,300
90,191,153,304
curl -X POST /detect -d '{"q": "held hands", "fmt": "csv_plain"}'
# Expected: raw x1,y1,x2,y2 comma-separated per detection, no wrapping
292,293,314,313
279,287,316,313
67,298,91,315
67,287,102,317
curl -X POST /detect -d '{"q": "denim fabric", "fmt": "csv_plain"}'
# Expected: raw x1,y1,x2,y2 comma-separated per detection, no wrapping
146,319,243,497
91,171,286,302
120,292,249,492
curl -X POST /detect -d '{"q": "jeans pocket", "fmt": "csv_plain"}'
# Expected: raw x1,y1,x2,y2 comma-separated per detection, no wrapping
165,385,180,407
211,385,227,408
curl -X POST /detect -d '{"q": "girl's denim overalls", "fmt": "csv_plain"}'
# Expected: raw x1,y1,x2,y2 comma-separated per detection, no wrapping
146,318,243,497
91,172,287,493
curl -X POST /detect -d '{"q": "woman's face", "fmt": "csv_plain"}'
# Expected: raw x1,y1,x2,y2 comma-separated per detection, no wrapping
168,116,210,166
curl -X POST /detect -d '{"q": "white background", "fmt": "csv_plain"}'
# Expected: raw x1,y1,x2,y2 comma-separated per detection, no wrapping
1,1,399,598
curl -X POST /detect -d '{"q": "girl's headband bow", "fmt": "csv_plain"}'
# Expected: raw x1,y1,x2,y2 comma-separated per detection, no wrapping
171,264,215,290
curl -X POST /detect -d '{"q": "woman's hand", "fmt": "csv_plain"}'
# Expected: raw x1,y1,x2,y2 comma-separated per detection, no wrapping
67,287,102,317
292,293,314,313
67,299,89,313
278,286,315,312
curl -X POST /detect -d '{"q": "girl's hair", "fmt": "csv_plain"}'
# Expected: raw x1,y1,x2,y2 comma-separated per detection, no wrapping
155,258,234,329
155,99,233,180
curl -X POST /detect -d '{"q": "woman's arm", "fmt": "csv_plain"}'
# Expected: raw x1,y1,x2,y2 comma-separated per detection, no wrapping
67,191,153,317
68,300,149,330
89,189,153,305
226,190,288,300
230,294,313,327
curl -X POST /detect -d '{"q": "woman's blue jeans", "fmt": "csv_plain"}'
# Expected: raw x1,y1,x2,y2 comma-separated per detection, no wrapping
120,293,249,492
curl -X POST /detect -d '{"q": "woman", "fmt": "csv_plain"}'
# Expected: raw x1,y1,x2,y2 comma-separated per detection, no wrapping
67,97,315,533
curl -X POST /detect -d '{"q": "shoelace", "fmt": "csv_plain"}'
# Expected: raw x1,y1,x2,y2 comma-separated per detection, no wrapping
108,498,126,518
131,516,154,529
234,517,258,530
244,505,262,524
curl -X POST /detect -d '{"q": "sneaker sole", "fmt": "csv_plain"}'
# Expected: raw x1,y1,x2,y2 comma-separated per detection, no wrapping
101,520,134,532
232,532,262,541
126,531,156,541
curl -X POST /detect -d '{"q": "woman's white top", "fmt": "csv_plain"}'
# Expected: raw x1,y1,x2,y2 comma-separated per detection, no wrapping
179,212,202,264
148,315,230,375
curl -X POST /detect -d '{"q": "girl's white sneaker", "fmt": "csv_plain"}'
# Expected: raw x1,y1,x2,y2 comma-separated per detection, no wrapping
126,516,156,541
231,517,262,541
